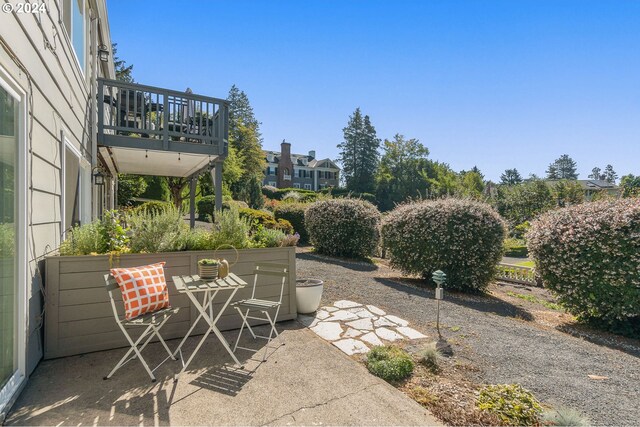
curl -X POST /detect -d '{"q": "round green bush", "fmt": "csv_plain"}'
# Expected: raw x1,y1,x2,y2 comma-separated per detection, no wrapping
476,384,542,426
527,199,640,335
274,203,309,242
196,195,215,220
366,346,414,382
134,200,173,215
239,207,276,229
305,199,380,258
381,198,506,291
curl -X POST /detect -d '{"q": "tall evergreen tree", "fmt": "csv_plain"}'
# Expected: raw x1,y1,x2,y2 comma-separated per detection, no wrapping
226,86,265,207
589,166,603,180
500,168,523,185
546,154,578,180
603,164,618,184
112,43,134,83
337,108,380,193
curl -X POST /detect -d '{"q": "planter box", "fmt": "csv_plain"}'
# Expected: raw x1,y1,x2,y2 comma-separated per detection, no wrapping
43,247,296,359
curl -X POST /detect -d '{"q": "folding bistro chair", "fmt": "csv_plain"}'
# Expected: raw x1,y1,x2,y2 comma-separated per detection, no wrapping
232,263,288,361
103,274,180,382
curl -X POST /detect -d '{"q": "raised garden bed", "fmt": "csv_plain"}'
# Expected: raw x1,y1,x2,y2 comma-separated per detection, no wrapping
44,247,296,359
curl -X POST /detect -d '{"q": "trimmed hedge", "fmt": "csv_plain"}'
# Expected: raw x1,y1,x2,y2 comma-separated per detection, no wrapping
274,203,309,243
381,198,506,291
321,187,376,204
527,199,640,335
305,199,380,258
263,186,316,201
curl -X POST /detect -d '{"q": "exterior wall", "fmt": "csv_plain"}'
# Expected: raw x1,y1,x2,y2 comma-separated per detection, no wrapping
277,143,294,188
0,0,114,376
43,247,297,359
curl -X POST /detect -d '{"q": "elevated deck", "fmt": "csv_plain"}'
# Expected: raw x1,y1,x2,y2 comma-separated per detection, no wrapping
97,78,228,177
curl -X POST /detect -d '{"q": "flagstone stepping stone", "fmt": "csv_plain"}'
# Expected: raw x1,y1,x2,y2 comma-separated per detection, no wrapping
333,339,370,355
347,307,377,318
343,328,363,338
345,318,374,331
375,327,404,342
329,310,359,321
315,310,331,320
367,305,386,316
396,326,427,339
334,300,362,309
322,306,339,312
385,315,409,327
373,317,397,328
360,332,383,346
311,322,343,341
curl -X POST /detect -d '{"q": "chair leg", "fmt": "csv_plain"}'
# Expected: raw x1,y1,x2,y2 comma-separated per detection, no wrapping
233,307,254,351
152,325,177,361
105,324,156,381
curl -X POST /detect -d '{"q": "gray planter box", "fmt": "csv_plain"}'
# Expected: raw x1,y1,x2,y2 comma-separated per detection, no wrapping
43,247,296,359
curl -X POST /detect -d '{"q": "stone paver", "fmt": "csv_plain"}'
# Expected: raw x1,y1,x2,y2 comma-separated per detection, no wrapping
303,301,428,355
311,321,343,341
333,338,370,355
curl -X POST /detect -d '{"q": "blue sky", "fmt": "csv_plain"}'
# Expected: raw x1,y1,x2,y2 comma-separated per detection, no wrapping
107,0,640,181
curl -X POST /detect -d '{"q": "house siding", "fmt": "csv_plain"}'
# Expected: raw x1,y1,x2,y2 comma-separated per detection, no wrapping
1,0,114,374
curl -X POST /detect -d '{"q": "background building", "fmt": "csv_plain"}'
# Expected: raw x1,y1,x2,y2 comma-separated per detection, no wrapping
263,140,340,190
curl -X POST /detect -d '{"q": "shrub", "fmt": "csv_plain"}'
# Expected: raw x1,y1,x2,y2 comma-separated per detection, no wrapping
526,199,640,334
280,232,300,247
418,344,441,373
261,185,279,199
274,218,294,234
542,408,590,426
59,211,129,255
321,187,377,204
209,208,251,249
366,346,414,382
126,205,188,253
381,198,506,291
177,228,213,251
196,195,215,220
252,227,287,248
134,200,172,216
274,203,309,242
239,208,277,229
305,199,380,258
222,200,249,211
282,191,302,202
476,384,542,426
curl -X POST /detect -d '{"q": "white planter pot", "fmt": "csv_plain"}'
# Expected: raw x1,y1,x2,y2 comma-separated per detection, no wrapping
296,279,324,314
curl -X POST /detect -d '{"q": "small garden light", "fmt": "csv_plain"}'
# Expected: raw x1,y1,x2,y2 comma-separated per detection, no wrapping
432,270,446,339
98,44,110,63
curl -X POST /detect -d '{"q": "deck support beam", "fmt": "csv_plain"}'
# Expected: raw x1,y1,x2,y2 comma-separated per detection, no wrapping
189,177,197,229
212,162,223,213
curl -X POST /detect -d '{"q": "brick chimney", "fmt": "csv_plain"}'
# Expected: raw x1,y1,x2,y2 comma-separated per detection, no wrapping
308,150,316,159
277,139,294,188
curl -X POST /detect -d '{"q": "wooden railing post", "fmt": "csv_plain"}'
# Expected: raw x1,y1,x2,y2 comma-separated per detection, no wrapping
97,79,104,143
163,90,169,150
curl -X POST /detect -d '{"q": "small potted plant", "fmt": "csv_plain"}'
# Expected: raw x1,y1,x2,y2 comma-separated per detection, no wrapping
295,279,324,314
198,258,220,280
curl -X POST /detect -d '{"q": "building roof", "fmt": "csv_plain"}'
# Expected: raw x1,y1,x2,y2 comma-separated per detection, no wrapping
577,179,618,190
264,150,340,170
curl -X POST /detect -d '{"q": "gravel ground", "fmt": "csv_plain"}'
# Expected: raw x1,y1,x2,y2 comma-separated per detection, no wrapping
296,251,640,426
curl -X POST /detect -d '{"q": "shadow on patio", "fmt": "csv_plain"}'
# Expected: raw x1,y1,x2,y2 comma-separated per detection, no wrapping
6,322,439,426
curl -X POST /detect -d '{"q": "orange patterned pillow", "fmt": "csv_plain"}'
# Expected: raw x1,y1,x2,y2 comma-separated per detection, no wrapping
110,262,170,320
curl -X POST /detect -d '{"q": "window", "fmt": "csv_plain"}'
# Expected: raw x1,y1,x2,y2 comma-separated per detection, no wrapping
62,0,87,72
62,139,90,232
304,183,312,190
0,74,26,415
268,181,276,187
293,183,301,189
319,183,327,189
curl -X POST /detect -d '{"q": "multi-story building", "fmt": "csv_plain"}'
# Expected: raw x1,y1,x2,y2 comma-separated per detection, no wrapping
263,140,340,190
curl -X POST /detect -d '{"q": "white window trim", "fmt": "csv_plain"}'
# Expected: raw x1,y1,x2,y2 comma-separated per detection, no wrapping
60,0,88,77
61,132,91,237
268,181,276,187
0,66,28,418
304,183,312,190
293,183,301,189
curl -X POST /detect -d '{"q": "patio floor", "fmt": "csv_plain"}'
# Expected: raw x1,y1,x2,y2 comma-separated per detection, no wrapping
6,321,440,426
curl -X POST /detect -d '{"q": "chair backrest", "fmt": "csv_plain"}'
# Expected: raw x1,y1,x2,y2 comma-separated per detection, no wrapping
104,274,124,323
252,263,289,304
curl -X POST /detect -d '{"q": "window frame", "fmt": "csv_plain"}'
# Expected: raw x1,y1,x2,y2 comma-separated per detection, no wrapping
0,66,28,417
60,0,88,76
61,133,91,236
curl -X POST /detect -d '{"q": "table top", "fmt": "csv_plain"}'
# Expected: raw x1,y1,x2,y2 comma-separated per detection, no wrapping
172,273,247,292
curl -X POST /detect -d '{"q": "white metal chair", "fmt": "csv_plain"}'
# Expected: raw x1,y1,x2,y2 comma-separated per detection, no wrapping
103,274,179,382
232,263,288,360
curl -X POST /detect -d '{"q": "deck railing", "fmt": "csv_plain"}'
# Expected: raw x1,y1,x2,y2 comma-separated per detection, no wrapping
97,78,229,155
496,263,539,287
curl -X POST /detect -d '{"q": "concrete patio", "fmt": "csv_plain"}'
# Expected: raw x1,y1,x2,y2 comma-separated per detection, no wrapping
5,321,440,426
